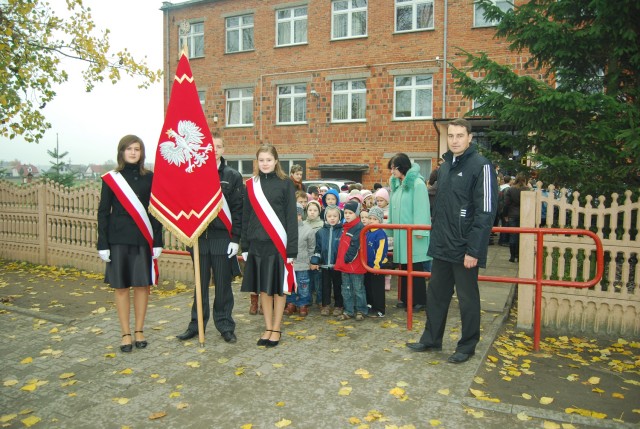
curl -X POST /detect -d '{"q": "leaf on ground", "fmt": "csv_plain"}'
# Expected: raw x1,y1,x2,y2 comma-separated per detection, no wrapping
273,363,284,368
565,407,606,419
587,376,600,385
591,388,604,393
217,358,229,364
487,355,499,363
186,361,200,368
469,388,486,398
429,420,442,426
274,418,292,427
354,368,372,379
113,397,129,405
119,368,133,375
389,387,408,400
521,393,532,400
612,393,624,399
104,353,116,358
624,379,640,386
0,414,17,423
542,421,561,429
275,401,285,407
3,379,18,387
240,424,253,429
169,392,181,398
148,411,166,420
235,367,245,376
565,374,579,381
21,415,41,427
59,372,75,379
338,386,352,396
20,383,37,392
437,388,450,396
516,412,532,421
348,416,361,424
539,396,554,405
20,357,33,364
177,402,189,409
473,376,485,384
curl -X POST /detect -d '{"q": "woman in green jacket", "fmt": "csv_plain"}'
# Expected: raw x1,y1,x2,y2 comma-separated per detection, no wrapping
388,153,432,311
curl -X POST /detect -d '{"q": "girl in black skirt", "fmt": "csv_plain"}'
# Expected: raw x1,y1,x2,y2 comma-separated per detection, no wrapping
97,135,163,352
241,144,298,347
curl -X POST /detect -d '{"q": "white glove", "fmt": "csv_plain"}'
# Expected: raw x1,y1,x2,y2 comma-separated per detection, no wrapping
286,257,294,264
227,242,239,258
153,247,163,259
98,250,111,262
242,252,248,261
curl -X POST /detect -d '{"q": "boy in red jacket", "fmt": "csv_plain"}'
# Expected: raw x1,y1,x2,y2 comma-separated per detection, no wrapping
334,201,368,321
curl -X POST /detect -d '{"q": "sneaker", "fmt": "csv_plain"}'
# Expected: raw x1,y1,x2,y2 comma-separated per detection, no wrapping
355,312,365,321
332,307,343,316
368,311,385,318
320,306,331,316
336,313,352,321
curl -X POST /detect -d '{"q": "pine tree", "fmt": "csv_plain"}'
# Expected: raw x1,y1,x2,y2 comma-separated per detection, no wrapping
43,137,74,187
452,0,640,198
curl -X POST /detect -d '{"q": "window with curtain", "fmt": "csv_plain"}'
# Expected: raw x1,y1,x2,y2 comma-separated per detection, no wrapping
332,0,367,40
226,88,254,127
226,14,254,53
474,0,512,27
226,159,256,176
395,0,434,32
179,22,204,58
332,79,366,122
394,74,433,119
277,84,307,124
276,6,308,46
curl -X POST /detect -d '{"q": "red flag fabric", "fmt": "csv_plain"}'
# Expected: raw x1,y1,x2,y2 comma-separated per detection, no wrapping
149,53,223,246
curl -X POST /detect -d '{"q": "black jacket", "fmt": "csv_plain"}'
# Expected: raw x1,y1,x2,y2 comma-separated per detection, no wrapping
241,172,298,257
97,163,163,250
310,221,343,268
428,145,498,268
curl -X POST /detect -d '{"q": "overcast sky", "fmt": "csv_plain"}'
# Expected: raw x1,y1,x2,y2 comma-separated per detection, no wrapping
1,0,169,167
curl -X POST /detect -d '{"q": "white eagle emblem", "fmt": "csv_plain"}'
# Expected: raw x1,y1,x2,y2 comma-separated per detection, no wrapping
159,120,213,173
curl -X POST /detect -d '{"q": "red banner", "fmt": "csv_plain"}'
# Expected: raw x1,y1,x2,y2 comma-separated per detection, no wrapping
149,53,222,246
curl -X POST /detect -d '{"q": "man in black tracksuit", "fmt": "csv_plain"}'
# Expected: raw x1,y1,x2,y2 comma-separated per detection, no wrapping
177,136,243,343
407,118,498,363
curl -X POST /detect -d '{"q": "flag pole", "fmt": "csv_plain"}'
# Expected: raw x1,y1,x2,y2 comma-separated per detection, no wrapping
193,240,205,347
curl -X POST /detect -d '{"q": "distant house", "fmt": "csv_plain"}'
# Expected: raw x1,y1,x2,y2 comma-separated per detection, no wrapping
84,164,106,179
11,163,40,178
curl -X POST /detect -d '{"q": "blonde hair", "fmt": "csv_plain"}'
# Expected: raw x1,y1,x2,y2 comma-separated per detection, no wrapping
255,144,287,179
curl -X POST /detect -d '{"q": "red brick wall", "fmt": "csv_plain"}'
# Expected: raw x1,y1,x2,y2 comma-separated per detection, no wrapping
162,0,530,186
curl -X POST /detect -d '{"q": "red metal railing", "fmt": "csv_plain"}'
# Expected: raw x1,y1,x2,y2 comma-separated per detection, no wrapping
359,224,604,351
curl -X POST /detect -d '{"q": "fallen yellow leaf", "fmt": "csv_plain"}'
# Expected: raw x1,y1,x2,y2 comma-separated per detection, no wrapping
437,388,450,396
587,376,600,385
113,397,129,405
473,376,485,384
624,379,640,386
429,420,442,426
543,421,561,429
177,402,189,410
186,361,200,368
275,401,285,407
148,411,166,420
21,415,41,427
591,388,604,393
487,355,498,363
59,372,75,379
338,386,352,396
612,392,624,399
235,367,245,376
119,368,133,375
469,388,486,398
561,424,577,429
240,424,253,429
0,414,17,424
348,417,361,424
275,418,292,427
20,384,37,392
516,412,532,421
521,393,532,400
169,392,181,398
20,357,33,364
3,379,18,387
565,407,607,419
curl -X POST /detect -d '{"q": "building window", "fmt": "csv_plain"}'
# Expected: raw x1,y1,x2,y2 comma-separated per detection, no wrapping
395,0,434,32
394,75,433,119
332,0,367,40
226,159,255,176
226,88,254,127
280,160,307,178
226,14,254,53
277,84,307,124
179,22,204,58
276,6,308,46
474,0,513,28
198,90,205,105
332,79,366,122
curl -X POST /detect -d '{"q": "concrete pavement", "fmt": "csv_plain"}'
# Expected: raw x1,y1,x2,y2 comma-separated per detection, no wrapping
0,246,617,429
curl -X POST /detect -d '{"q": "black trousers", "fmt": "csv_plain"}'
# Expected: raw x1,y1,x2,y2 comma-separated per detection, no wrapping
321,268,343,307
187,252,238,334
365,272,385,314
399,262,427,306
419,258,480,354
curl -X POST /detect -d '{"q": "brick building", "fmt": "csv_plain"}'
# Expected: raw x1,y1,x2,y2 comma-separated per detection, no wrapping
160,0,524,186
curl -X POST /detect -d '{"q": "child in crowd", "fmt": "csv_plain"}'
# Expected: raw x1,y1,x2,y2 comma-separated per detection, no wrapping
310,205,344,316
285,204,315,316
304,200,324,306
375,187,393,291
334,201,368,321
308,185,320,204
365,207,388,318
360,207,369,225
321,188,341,218
362,190,375,210
295,190,308,220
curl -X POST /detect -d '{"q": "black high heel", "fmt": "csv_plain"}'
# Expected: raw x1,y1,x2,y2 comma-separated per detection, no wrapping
134,330,148,349
257,330,272,346
120,334,132,353
266,330,281,348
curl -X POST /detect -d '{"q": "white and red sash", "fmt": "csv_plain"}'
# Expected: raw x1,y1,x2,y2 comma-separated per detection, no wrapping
219,195,232,236
246,176,296,295
102,170,159,285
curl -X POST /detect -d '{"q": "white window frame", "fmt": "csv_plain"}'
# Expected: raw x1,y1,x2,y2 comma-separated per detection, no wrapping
395,0,435,32
473,0,513,28
179,22,204,59
226,88,254,127
276,6,308,46
277,84,307,124
331,79,367,123
226,159,255,177
412,158,433,180
331,0,368,40
393,74,433,120
280,160,307,178
226,14,254,53
197,90,205,105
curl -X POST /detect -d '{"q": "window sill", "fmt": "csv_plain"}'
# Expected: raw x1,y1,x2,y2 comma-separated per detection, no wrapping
224,49,256,55
392,117,432,122
393,28,435,35
274,42,309,49
331,120,367,124
276,122,308,126
224,124,254,129
330,35,368,42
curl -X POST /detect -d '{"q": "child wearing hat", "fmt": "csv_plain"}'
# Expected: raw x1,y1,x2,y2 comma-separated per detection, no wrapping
374,187,393,291
334,201,368,321
365,207,388,317
310,205,344,316
284,203,315,316
304,200,324,306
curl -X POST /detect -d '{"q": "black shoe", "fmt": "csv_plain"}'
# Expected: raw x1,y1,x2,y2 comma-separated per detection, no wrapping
406,342,442,352
221,331,237,343
134,330,148,349
395,302,407,309
176,329,198,341
266,330,281,348
447,351,475,364
120,333,132,353
257,330,272,346
412,304,426,311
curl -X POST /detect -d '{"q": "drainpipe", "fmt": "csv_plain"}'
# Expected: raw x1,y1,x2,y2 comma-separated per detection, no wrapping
442,0,448,119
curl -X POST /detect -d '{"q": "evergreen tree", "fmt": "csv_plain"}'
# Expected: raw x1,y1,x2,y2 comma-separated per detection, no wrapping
43,145,74,187
451,0,640,198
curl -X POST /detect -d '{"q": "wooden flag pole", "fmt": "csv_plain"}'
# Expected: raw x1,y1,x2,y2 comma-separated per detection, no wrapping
193,241,205,347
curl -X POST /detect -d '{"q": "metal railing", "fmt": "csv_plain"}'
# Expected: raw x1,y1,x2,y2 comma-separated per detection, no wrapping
359,224,604,351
